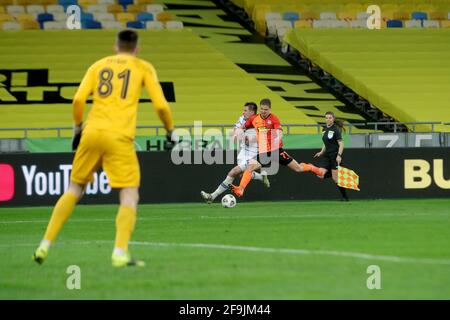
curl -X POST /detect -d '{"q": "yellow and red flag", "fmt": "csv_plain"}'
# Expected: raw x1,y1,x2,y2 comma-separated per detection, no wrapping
337,166,360,191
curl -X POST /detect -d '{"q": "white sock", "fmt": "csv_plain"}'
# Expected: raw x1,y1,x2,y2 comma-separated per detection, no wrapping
40,240,51,248
211,176,234,200
113,247,126,256
252,172,263,181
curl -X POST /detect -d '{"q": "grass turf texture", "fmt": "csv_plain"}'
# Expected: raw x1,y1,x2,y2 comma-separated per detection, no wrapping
0,199,449,299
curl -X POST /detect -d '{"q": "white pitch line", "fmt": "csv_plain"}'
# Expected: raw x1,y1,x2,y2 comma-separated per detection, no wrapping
129,241,450,266
1,240,449,266
0,212,445,225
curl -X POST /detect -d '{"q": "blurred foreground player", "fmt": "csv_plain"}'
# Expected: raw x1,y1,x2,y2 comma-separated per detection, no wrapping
33,30,176,267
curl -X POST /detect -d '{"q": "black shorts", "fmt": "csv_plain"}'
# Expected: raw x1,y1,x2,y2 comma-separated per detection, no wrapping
317,152,341,171
257,148,294,167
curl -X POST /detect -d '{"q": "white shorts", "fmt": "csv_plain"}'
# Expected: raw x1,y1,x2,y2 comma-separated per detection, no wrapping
237,149,258,171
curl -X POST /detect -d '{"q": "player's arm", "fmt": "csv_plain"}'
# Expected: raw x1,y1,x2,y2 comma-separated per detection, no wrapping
73,65,95,126
232,116,244,141
272,116,283,147
72,65,96,150
144,64,174,132
314,144,326,158
336,128,344,165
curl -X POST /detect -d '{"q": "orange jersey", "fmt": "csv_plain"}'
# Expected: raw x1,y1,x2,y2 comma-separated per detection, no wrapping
72,53,173,139
245,113,283,153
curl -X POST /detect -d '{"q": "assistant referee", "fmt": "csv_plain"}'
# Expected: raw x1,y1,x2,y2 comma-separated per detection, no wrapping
314,111,349,201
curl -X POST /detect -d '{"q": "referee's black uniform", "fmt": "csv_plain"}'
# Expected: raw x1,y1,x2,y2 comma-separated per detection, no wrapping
318,124,349,201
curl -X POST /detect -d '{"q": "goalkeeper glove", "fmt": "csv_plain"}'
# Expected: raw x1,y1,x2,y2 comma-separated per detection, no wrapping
164,129,179,150
72,123,82,151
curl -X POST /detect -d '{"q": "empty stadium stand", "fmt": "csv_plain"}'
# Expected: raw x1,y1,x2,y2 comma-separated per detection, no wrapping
0,0,184,30
284,29,450,132
0,29,318,138
231,0,450,37
225,0,450,132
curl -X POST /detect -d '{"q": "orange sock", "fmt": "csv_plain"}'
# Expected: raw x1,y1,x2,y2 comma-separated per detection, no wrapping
301,163,322,175
239,170,253,190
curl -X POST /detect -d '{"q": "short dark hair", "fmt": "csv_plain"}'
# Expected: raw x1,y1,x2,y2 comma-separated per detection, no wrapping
244,102,257,113
260,98,271,107
117,29,138,53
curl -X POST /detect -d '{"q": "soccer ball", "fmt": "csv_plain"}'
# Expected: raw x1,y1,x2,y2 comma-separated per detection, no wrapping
221,194,237,208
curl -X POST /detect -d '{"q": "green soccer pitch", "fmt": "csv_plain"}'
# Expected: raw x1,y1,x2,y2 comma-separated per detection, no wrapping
1,199,449,299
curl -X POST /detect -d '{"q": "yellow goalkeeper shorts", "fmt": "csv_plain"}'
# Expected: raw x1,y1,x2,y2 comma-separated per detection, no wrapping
71,128,140,188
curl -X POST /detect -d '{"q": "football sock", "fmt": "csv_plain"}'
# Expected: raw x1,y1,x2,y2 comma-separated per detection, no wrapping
301,163,322,175
211,176,234,200
114,206,137,252
252,172,263,181
43,192,78,242
113,247,126,256
338,186,349,200
238,170,253,190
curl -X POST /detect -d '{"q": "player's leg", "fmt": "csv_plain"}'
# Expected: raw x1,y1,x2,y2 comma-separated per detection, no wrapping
103,132,144,267
252,170,270,187
287,160,323,176
275,149,322,176
231,160,261,197
33,129,102,264
239,153,269,187
112,187,144,267
32,182,84,264
332,168,349,201
201,165,242,203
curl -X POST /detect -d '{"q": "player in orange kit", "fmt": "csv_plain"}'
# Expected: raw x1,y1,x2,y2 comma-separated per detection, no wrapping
231,98,322,197
32,30,176,267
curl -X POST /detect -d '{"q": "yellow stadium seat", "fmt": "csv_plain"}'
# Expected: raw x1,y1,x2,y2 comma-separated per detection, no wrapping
156,12,172,22
15,13,34,21
252,4,271,23
40,0,58,4
126,4,145,13
301,11,319,20
381,4,398,12
416,4,436,14
78,0,97,5
440,20,450,28
397,5,414,14
429,11,446,20
338,10,356,20
0,0,13,5
293,5,310,13
20,20,40,29
294,20,312,28
135,0,154,4
381,9,396,20
116,12,134,23
0,6,4,14
0,13,13,22
344,3,364,13
15,0,35,5
107,4,123,13
393,11,410,20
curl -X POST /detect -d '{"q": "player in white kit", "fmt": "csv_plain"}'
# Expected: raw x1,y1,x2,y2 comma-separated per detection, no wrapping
201,102,270,204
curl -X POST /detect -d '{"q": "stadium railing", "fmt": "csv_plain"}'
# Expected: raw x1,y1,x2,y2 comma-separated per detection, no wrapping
0,121,446,139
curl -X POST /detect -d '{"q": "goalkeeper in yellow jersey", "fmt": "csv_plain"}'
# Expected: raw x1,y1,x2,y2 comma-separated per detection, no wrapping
32,30,176,267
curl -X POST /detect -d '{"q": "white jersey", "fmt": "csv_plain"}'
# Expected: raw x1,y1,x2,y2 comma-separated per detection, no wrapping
234,115,258,170
234,115,258,154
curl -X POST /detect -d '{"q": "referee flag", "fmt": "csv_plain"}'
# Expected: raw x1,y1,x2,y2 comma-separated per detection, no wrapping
337,166,360,191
